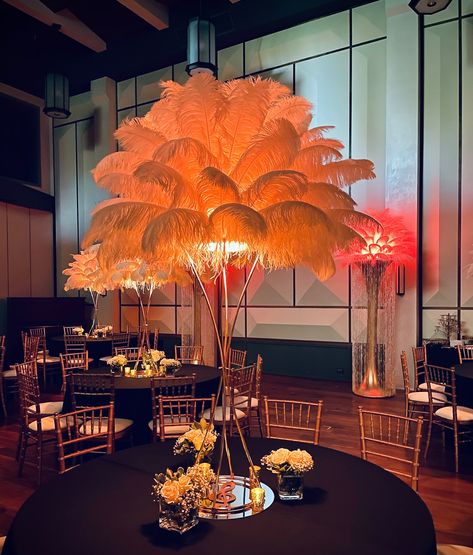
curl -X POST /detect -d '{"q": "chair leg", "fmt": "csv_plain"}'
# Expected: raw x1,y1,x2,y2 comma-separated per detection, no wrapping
16,429,23,462
453,427,459,474
0,384,7,418
255,408,264,437
36,439,43,485
18,434,28,477
424,415,433,460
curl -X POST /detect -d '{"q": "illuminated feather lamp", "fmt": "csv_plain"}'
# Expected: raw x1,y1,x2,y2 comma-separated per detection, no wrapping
81,73,378,509
344,209,414,398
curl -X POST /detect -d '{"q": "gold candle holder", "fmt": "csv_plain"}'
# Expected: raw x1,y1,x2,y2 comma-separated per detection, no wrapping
124,366,131,376
249,465,261,489
130,368,137,377
250,487,265,512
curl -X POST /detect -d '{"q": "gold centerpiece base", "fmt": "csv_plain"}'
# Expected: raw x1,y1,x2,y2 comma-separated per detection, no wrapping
199,475,274,520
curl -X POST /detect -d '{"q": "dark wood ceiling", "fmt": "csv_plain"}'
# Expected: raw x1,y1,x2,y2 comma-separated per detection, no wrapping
0,0,375,97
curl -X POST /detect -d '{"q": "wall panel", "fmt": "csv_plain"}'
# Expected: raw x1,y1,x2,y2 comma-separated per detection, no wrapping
30,209,54,297
7,204,31,297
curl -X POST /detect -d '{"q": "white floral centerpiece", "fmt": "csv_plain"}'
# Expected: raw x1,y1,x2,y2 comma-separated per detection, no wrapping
159,357,182,376
93,325,113,337
72,326,84,335
174,419,217,463
152,464,215,534
107,354,128,370
261,448,314,501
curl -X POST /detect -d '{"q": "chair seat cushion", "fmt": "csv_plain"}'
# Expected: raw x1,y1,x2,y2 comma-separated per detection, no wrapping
434,406,473,422
147,418,191,435
419,382,446,393
37,355,61,364
28,415,71,432
3,368,17,378
80,417,133,435
28,401,63,414
234,395,259,408
202,406,246,422
408,391,446,405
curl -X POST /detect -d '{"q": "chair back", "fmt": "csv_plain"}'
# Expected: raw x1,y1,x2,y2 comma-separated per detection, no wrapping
457,345,473,364
114,346,141,361
412,345,427,389
64,334,87,355
175,345,204,365
70,373,114,410
400,351,412,413
424,364,457,414
263,396,324,445
63,326,81,336
29,327,47,352
157,395,216,440
358,407,423,490
229,348,247,368
55,404,114,473
111,332,130,351
22,334,40,364
16,361,41,428
60,352,89,394
228,363,255,404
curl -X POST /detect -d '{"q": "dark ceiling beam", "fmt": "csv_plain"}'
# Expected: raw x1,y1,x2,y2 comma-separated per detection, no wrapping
4,0,107,52
116,0,169,30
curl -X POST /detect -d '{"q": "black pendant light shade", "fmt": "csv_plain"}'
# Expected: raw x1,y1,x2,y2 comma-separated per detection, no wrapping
186,17,217,77
43,72,71,119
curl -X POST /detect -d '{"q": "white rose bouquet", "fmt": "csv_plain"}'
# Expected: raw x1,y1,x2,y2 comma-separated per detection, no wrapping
149,349,166,362
107,354,128,367
174,419,217,459
72,326,84,335
261,448,314,475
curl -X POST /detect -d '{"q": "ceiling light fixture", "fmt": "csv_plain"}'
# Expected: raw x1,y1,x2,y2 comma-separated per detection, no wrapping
43,72,71,119
185,17,217,76
408,0,453,14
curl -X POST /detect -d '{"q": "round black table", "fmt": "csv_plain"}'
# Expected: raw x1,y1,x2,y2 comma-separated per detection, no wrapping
3,439,436,555
64,364,220,444
456,361,473,408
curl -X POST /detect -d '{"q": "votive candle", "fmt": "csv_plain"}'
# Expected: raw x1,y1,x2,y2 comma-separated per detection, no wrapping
124,366,131,376
250,487,265,512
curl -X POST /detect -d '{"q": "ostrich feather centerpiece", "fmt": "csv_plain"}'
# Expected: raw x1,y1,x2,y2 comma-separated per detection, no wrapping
79,73,377,510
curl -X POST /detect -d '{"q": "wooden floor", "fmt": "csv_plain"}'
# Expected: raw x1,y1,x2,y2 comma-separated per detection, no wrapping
0,374,472,547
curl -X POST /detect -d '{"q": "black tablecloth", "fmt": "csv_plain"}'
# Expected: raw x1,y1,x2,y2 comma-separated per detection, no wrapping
456,361,473,408
3,439,436,555
63,364,220,443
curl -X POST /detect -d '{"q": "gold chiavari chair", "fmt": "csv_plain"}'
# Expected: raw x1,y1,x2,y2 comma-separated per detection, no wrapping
424,365,473,473
55,404,114,473
229,348,247,368
99,332,131,364
175,345,204,365
4,334,40,386
358,407,423,491
64,334,87,355
0,336,7,417
235,354,264,435
148,375,196,441
264,397,324,445
204,364,255,436
412,345,427,391
400,351,446,419
69,373,133,444
457,345,473,364
63,326,81,336
16,361,64,484
115,346,142,362
29,327,61,384
157,395,216,441
60,352,89,394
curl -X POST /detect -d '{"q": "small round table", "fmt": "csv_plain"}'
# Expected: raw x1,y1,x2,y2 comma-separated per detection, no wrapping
63,364,220,443
3,439,436,555
456,361,473,408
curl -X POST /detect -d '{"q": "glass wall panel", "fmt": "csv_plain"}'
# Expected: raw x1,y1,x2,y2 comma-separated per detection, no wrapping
295,266,349,306
351,40,387,210
424,0,458,25
137,102,154,117
218,44,244,81
423,22,459,308
137,67,172,104
246,307,349,341
352,0,386,44
258,66,293,90
117,107,136,127
461,17,473,307
463,0,473,14
247,268,293,306
245,12,349,74
173,61,189,84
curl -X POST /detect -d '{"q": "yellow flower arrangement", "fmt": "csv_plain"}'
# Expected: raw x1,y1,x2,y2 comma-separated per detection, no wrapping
174,418,217,459
261,448,314,475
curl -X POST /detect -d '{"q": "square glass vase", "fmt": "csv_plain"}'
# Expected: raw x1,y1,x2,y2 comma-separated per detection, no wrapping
277,473,304,500
158,501,199,534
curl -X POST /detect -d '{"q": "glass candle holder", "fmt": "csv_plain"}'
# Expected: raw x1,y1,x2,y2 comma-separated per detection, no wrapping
250,487,265,512
124,366,131,376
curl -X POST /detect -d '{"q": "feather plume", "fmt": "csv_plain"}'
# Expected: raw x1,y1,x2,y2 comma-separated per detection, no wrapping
173,73,223,155
264,95,313,134
145,96,179,139
115,118,166,157
230,119,300,188
242,170,308,210
302,182,356,210
195,167,240,213
208,203,267,245
92,151,146,184
142,208,209,265
82,200,166,250
310,159,375,187
96,173,172,206
328,209,381,231
292,145,344,174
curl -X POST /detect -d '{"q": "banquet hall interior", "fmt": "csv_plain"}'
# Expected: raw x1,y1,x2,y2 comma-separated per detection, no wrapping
0,0,472,553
